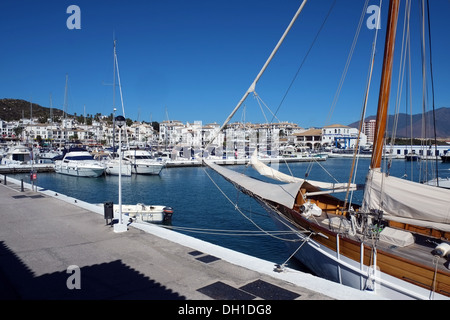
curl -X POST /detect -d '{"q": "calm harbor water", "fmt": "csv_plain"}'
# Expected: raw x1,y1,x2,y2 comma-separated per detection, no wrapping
8,157,450,269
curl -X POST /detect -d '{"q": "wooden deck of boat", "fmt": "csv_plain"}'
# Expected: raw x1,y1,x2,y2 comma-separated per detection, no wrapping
314,211,449,274
301,209,450,297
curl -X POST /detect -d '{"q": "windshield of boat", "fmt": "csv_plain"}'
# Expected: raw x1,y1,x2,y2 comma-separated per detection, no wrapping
65,155,94,161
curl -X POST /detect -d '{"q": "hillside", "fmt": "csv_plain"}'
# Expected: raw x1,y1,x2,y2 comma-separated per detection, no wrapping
2,98,449,139
0,98,65,122
349,107,450,139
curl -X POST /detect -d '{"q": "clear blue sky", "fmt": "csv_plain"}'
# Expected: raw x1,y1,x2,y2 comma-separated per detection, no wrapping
1,0,449,128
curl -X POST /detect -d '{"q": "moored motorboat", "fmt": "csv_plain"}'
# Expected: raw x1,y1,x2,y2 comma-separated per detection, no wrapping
123,149,165,175
104,157,132,176
405,153,420,161
114,203,173,223
1,144,32,165
441,150,450,163
94,151,132,176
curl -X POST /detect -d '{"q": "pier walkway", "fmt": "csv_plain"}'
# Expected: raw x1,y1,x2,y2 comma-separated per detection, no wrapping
0,176,380,301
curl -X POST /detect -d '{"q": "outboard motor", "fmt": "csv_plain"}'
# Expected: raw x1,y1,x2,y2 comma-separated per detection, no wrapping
163,206,174,222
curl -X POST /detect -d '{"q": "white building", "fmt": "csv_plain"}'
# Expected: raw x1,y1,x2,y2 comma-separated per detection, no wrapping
362,119,376,144
293,128,322,149
322,124,367,149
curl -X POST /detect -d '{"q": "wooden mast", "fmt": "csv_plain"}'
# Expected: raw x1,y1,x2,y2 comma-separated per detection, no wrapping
370,0,400,169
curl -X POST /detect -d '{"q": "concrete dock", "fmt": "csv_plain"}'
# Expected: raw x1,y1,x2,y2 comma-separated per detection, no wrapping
0,176,381,301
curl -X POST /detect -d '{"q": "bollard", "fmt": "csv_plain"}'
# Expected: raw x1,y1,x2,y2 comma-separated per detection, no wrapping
3,174,6,185
21,179,24,192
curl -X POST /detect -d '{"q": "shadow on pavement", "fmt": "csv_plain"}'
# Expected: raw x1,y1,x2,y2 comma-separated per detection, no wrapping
0,241,185,300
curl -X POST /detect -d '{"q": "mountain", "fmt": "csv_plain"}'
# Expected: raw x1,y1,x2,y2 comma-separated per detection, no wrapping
0,98,65,122
349,107,450,139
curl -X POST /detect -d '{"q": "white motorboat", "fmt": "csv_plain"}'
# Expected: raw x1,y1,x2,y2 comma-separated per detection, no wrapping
123,149,165,175
108,203,173,224
441,150,450,163
104,157,132,176
1,144,32,165
94,152,132,176
38,148,62,161
54,147,106,177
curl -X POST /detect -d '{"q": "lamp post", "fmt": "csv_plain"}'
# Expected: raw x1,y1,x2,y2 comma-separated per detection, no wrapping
112,108,117,154
114,115,127,233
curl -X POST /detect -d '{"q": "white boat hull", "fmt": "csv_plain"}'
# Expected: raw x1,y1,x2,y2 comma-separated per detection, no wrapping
114,204,173,223
55,162,105,178
131,162,164,175
260,200,448,300
105,161,132,176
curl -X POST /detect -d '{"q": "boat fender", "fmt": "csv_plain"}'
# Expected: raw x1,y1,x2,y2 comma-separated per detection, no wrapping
300,201,322,219
434,243,450,258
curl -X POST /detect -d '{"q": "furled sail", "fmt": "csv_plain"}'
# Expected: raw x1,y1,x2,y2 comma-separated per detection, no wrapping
249,152,358,193
203,159,302,209
363,169,450,232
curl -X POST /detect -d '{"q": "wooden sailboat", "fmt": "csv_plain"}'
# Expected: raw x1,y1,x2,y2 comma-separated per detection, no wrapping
203,0,450,299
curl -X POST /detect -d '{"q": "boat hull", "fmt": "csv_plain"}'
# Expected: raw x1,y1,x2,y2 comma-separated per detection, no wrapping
55,162,105,178
131,162,164,175
115,204,173,223
105,163,132,176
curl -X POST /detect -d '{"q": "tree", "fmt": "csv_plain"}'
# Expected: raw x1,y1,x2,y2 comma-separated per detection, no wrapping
35,135,43,145
13,126,23,139
151,121,160,132
69,133,79,142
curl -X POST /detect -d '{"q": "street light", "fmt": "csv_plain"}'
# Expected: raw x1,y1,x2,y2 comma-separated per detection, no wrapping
112,108,117,154
114,115,127,233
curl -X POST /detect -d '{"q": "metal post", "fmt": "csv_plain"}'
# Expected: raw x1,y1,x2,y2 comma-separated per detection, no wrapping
119,126,122,224
114,115,127,233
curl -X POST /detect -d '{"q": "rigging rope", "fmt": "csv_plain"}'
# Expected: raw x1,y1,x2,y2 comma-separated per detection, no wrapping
388,0,411,167
277,233,313,272
207,0,309,148
161,225,299,237
425,0,439,184
346,0,383,209
201,165,307,242
271,0,337,123
325,0,369,126
252,91,281,124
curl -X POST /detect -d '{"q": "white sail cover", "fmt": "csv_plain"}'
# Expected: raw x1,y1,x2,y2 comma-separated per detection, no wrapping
363,169,450,232
249,153,357,192
203,159,302,209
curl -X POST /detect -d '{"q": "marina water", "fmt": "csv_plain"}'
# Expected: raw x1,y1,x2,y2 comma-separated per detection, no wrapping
9,158,450,270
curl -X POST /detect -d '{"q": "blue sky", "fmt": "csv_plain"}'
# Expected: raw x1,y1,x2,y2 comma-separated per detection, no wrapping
0,0,449,128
